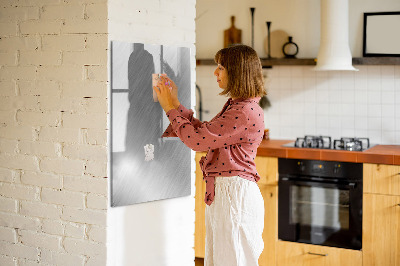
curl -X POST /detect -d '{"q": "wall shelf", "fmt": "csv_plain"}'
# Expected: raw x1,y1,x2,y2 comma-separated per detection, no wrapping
196,57,400,67
352,57,400,65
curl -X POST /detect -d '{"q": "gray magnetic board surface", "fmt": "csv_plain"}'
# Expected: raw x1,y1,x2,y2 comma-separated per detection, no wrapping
110,41,192,207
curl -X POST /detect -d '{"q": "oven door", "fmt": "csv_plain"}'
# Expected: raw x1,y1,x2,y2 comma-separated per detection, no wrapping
278,176,362,250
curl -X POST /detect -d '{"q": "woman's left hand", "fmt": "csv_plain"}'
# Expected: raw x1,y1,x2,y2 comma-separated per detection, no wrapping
153,77,175,113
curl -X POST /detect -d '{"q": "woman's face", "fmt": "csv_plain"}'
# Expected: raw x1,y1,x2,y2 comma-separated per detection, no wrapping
214,64,228,89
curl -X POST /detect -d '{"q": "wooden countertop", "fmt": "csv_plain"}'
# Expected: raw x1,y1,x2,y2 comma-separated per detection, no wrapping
256,139,400,165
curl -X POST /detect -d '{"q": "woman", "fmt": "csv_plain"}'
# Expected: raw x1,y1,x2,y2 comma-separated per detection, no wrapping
153,44,266,266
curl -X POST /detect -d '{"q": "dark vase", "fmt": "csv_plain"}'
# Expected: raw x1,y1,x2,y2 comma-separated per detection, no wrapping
282,36,299,58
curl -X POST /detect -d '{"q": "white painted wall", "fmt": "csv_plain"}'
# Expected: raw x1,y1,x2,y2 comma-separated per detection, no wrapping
196,0,400,145
196,0,400,58
107,1,197,265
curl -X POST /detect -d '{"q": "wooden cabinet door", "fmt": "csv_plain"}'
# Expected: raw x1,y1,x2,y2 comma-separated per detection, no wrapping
363,193,400,266
259,185,278,266
195,152,207,258
364,164,400,196
276,241,362,266
255,156,278,186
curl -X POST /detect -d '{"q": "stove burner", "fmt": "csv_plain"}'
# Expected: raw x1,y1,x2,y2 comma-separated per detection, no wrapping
286,136,372,151
333,137,370,151
295,135,332,149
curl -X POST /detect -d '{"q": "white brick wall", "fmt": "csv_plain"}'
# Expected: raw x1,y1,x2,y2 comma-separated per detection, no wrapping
1,0,197,264
0,0,108,265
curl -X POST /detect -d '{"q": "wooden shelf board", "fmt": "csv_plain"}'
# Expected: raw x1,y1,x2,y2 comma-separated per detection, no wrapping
352,57,400,65
196,57,400,67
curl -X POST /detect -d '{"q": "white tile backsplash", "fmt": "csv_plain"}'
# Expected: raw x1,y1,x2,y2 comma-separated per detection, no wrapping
196,65,400,144
367,77,381,91
382,90,395,104
355,91,368,104
396,105,400,118
341,104,355,116
382,78,395,91
367,91,381,105
396,88,400,104
355,116,368,130
368,104,382,118
382,105,395,118
395,66,400,78
381,66,395,77
316,116,330,129
355,104,368,117
341,89,355,104
382,117,396,131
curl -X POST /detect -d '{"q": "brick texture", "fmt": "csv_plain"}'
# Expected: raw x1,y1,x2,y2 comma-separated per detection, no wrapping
0,197,17,213
19,229,61,251
42,219,64,236
63,237,106,257
0,226,17,243
64,222,85,239
61,207,106,226
87,225,106,243
1,0,197,264
40,249,85,266
0,1,108,264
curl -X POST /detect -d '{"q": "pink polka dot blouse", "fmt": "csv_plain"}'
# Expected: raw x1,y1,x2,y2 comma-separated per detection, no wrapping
162,97,265,206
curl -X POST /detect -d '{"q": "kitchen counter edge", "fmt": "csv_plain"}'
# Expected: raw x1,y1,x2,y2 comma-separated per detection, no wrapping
196,140,400,165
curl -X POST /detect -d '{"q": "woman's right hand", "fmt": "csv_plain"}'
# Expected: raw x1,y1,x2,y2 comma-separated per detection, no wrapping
161,76,180,108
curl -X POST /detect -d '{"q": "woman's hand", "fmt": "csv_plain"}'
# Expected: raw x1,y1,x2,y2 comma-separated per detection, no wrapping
169,78,180,108
161,76,180,108
153,77,175,113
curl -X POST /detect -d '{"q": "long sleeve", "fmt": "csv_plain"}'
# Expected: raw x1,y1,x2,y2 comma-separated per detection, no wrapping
161,103,203,138
162,97,264,206
165,105,249,152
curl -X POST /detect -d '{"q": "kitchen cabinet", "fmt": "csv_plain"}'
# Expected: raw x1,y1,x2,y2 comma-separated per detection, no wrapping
195,151,207,258
259,184,278,266
255,156,278,186
276,241,362,266
194,154,279,265
195,156,400,265
363,163,400,266
363,193,400,266
256,156,278,266
363,163,400,196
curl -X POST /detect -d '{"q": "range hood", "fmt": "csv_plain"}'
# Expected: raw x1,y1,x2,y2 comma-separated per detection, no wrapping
314,0,358,71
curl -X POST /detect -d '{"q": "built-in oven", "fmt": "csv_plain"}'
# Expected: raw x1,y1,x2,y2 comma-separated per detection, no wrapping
278,158,363,250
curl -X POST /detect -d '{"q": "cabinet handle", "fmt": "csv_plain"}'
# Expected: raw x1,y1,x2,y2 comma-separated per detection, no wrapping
307,252,328,256
397,204,400,207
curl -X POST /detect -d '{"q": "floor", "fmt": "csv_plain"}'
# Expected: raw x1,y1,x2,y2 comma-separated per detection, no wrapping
195,257,204,266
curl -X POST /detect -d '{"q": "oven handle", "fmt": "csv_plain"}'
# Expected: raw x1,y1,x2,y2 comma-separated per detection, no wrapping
280,177,357,189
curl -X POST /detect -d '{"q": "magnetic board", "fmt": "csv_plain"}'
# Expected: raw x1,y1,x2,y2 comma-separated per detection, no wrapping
110,41,192,207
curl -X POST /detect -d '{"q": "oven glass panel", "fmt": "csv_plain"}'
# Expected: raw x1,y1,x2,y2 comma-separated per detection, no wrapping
290,186,350,238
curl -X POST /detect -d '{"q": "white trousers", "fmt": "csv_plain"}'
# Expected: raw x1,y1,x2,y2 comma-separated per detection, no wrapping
205,176,265,266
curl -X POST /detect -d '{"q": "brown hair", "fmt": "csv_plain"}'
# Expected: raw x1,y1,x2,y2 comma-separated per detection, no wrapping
214,44,266,99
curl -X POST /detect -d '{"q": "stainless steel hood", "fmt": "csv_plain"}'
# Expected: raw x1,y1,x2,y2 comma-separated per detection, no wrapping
314,0,358,71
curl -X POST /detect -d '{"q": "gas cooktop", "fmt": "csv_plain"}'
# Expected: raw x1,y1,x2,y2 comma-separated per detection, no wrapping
282,135,375,151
